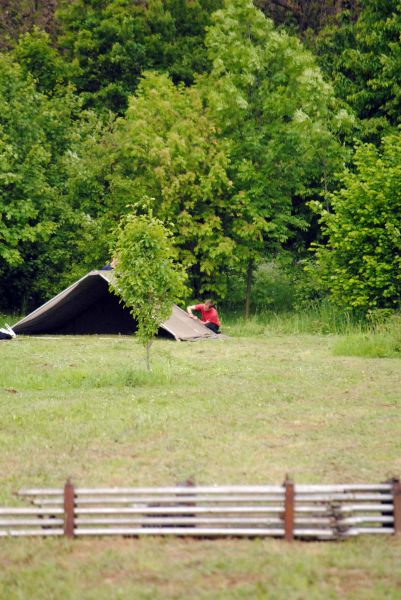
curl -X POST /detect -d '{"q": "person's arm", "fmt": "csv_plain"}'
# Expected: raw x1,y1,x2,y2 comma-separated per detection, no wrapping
187,305,199,320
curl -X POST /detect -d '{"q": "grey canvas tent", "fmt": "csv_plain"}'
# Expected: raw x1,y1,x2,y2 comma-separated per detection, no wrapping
12,270,217,341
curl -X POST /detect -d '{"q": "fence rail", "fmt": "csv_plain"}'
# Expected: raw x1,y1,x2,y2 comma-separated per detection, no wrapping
0,476,398,540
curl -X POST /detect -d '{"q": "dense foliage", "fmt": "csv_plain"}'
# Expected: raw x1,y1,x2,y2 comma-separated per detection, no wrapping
205,0,351,312
57,0,222,113
0,54,97,310
0,0,399,318
110,73,240,297
112,213,187,368
66,71,240,297
314,0,401,141
313,133,401,312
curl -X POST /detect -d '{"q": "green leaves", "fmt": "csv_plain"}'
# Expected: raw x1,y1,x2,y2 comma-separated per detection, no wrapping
57,0,221,113
112,214,188,368
1,0,377,316
13,28,71,94
0,52,104,310
313,133,401,312
0,56,53,265
314,0,401,141
96,71,240,297
204,0,348,285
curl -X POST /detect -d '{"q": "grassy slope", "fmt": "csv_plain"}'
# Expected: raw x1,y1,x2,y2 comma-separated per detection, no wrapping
0,333,400,598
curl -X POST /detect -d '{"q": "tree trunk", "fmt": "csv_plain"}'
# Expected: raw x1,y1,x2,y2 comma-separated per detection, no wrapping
145,340,153,371
245,258,254,320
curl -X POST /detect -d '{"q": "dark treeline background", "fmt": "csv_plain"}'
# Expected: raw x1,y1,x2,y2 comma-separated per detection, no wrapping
0,0,400,316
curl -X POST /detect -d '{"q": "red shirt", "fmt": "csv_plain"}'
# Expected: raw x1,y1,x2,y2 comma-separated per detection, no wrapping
195,304,221,326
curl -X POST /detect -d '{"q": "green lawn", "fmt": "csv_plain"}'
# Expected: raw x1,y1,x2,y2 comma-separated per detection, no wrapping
0,332,400,598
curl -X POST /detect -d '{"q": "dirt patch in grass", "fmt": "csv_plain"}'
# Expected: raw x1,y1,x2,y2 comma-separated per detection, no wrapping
327,567,373,596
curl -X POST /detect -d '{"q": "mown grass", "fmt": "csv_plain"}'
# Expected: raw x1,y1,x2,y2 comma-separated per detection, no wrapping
0,328,400,598
1,536,401,600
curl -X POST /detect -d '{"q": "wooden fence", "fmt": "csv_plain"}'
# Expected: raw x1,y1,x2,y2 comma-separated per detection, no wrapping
0,477,400,540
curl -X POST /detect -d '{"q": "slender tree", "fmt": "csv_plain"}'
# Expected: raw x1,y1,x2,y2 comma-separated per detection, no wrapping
112,213,188,370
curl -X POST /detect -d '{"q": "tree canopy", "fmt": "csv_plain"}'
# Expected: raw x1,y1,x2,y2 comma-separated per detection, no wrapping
204,0,350,310
0,48,106,310
0,0,400,316
314,0,401,141
67,71,245,297
312,133,401,312
56,0,222,113
112,213,188,368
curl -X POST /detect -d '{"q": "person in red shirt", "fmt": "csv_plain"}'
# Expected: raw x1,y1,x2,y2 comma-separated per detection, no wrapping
187,299,221,333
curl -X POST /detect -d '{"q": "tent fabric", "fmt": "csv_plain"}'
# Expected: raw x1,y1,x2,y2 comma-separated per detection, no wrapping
12,271,217,341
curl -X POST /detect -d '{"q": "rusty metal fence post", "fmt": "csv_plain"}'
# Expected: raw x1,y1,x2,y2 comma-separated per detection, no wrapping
284,475,295,541
392,478,401,535
64,479,75,538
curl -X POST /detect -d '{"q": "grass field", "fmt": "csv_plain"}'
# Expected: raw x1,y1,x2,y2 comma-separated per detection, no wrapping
0,329,400,598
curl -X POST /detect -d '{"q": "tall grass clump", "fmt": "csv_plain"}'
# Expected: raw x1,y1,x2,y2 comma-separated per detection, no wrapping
333,312,401,358
0,312,21,327
221,258,365,336
266,301,364,335
222,301,364,337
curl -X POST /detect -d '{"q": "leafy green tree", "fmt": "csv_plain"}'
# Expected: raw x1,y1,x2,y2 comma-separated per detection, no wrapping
57,0,150,113
314,0,401,142
205,0,350,315
62,111,117,272
13,27,71,94
0,57,55,271
312,133,401,312
112,213,188,370
57,0,221,113
0,53,100,311
148,0,222,85
67,71,242,298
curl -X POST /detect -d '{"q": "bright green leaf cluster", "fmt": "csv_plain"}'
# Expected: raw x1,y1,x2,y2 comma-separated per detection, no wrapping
84,71,242,297
202,0,350,304
112,213,188,366
313,133,401,312
0,52,105,310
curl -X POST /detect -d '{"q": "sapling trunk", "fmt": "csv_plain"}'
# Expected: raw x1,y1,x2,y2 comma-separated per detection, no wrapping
145,339,153,371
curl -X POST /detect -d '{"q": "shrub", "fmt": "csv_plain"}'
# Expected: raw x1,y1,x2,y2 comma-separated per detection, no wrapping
312,133,401,312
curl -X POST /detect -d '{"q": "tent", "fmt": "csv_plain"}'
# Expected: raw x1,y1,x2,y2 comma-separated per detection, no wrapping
12,270,217,341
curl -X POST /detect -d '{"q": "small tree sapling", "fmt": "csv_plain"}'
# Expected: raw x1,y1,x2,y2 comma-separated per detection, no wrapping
112,213,188,370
